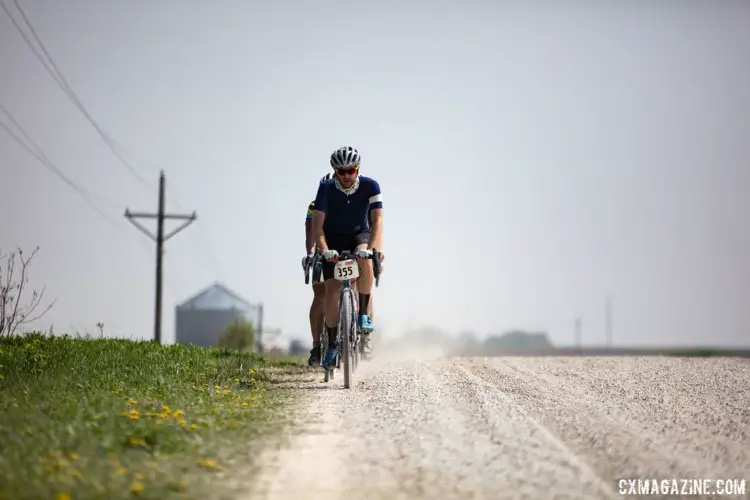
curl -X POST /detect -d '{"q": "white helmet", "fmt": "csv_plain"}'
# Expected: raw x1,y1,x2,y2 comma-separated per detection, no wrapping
330,146,361,169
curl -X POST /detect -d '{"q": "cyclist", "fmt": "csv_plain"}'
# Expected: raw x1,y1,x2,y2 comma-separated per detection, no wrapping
309,146,384,370
303,173,374,367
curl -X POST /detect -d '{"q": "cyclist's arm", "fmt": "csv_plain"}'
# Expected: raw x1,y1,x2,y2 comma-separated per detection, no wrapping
312,182,329,252
368,208,383,250
305,203,316,254
305,218,316,254
312,211,327,251
367,180,384,250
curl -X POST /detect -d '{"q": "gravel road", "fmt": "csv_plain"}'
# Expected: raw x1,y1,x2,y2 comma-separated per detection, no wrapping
246,347,750,500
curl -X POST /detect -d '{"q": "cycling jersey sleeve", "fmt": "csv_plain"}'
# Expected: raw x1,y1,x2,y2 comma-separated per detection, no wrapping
313,181,328,214
368,179,383,210
306,200,315,220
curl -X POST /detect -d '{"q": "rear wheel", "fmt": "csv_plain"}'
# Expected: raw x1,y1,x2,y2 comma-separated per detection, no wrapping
320,318,329,381
352,327,359,372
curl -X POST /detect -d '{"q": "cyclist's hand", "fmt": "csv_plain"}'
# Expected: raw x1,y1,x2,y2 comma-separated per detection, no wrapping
371,249,385,262
322,249,339,262
355,248,373,260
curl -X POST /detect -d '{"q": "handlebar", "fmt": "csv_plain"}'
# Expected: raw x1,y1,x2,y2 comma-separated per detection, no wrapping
303,249,382,287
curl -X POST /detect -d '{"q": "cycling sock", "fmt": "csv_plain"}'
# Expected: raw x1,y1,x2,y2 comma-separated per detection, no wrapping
359,293,370,315
326,326,338,347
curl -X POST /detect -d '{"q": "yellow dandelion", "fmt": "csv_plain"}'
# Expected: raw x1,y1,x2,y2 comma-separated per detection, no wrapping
130,482,144,495
126,399,138,406
241,402,249,407
172,410,184,418
55,493,72,500
167,478,187,491
128,437,146,447
178,418,187,426
196,458,217,469
189,423,198,430
161,405,171,413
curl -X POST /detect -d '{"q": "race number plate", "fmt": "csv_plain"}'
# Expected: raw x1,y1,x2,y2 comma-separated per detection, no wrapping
334,259,359,281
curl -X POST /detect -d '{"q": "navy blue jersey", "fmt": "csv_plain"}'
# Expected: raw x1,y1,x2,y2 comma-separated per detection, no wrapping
313,176,383,236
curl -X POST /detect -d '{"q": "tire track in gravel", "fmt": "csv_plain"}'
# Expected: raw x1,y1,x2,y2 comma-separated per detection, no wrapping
458,356,750,495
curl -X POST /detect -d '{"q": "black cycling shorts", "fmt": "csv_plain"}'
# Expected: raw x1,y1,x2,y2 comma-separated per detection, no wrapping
322,230,370,281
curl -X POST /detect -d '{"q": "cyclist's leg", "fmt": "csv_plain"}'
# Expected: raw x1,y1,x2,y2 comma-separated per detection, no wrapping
352,276,372,320
352,229,375,333
351,277,373,320
307,282,325,366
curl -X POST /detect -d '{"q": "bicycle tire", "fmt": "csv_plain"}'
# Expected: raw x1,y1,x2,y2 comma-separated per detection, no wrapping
320,313,329,381
340,287,357,389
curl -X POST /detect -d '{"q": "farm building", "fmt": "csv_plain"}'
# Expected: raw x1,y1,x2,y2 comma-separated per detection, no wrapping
175,282,263,350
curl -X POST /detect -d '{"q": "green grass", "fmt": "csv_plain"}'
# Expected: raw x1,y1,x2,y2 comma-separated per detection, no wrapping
0,333,309,500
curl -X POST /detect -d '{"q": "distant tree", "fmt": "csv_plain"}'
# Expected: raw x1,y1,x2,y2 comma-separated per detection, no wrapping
218,317,256,351
0,246,55,337
454,330,480,355
401,325,452,347
483,330,553,351
288,339,306,355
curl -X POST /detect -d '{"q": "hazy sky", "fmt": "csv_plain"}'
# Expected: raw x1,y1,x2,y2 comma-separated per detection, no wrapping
2,0,749,347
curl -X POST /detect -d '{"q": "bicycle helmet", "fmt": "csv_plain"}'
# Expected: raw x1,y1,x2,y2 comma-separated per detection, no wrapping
330,146,361,169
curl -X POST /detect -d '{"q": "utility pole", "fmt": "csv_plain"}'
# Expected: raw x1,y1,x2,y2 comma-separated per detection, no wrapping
125,171,196,344
605,295,613,351
257,302,264,354
575,316,582,354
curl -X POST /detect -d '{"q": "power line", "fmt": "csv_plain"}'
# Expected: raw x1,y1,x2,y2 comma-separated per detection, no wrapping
1,104,116,223
103,146,227,283
0,0,153,187
1,0,224,294
1,104,185,297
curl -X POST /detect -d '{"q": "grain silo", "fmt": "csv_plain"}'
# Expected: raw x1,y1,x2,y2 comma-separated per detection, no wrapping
175,282,263,350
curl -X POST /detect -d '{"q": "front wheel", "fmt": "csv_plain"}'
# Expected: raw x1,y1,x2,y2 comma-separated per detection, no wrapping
340,288,357,389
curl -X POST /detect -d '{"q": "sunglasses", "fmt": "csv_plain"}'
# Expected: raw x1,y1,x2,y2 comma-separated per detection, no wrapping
334,166,359,176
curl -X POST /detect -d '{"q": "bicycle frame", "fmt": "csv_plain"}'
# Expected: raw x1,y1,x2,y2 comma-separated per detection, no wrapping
305,248,381,388
333,250,381,388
